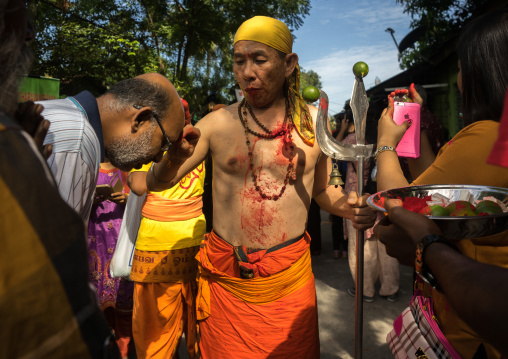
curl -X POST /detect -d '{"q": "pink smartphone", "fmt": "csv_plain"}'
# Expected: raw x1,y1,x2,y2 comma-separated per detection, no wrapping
393,101,421,158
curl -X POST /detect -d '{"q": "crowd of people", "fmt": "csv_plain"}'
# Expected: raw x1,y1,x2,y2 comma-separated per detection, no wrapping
1,0,508,358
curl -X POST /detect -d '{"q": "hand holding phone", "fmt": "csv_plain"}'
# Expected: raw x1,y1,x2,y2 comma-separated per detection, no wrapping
94,173,124,202
393,101,421,158
109,191,127,205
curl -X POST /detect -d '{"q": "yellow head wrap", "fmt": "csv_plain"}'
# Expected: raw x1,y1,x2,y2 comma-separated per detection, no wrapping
234,16,315,146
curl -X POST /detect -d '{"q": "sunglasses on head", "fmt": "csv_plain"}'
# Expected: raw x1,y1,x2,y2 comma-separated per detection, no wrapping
133,105,173,152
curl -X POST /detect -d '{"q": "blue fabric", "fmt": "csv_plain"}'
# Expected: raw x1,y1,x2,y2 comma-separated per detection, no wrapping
71,91,104,162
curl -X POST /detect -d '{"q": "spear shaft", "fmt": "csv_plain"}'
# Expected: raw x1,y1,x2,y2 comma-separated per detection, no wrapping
350,75,370,359
315,76,374,359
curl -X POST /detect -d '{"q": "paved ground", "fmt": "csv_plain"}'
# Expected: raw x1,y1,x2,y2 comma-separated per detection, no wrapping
175,210,414,358
313,212,413,359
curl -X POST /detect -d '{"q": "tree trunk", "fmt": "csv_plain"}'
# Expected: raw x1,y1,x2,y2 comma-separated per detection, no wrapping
206,49,211,80
180,32,192,81
176,36,184,80
139,0,164,72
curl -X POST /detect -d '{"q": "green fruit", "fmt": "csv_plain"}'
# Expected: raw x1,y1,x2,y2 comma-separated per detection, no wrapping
421,205,449,216
352,61,369,78
445,200,475,214
449,208,477,217
475,200,503,215
302,86,320,102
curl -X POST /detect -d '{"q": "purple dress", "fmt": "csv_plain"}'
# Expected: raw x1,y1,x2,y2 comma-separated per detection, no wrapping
88,168,134,312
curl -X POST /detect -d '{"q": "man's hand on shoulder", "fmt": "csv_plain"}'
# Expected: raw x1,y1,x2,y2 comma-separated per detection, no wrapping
346,191,377,230
15,101,53,159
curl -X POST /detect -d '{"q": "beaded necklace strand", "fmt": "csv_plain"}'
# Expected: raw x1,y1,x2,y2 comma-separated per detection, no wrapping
238,98,296,201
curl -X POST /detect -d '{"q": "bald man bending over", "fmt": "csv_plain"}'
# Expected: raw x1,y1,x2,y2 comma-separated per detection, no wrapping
40,73,186,223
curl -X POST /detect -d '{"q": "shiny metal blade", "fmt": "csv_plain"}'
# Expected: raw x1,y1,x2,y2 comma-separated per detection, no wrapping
350,77,369,146
315,89,374,161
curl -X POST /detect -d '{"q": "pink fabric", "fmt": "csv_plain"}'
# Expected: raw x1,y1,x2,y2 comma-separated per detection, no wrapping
487,91,508,168
393,313,403,336
88,168,134,312
88,168,134,356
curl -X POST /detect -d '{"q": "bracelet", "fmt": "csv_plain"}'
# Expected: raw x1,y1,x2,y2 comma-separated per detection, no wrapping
150,164,171,183
374,146,397,161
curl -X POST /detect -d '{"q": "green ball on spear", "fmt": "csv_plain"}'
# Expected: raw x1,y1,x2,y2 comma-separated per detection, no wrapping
352,61,369,78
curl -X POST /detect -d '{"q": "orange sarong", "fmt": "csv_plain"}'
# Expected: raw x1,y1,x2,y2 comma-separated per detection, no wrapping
132,246,200,359
196,231,320,359
130,247,199,283
141,192,202,222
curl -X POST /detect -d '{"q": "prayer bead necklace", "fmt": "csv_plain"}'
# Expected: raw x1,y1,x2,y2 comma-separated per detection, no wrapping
245,101,284,136
238,99,296,201
239,99,288,139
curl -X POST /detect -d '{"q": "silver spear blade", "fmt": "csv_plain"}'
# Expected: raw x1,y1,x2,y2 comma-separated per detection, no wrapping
315,90,374,161
350,76,369,146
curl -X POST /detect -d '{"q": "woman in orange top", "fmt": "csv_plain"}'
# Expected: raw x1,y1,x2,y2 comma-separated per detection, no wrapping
375,9,508,359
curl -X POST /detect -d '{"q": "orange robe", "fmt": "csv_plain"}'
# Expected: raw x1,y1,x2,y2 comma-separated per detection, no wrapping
195,231,320,359
132,278,198,359
130,163,205,359
131,245,200,359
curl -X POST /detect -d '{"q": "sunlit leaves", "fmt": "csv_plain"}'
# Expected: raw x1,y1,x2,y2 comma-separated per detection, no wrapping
395,0,487,69
30,0,310,113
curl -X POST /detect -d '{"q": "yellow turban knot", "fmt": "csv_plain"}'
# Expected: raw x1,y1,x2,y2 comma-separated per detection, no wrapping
234,16,315,146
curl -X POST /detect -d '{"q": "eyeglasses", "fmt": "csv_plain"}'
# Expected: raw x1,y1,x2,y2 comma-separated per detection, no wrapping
133,105,173,152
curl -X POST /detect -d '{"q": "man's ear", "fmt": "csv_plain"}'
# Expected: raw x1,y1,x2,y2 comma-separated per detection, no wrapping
285,53,299,78
131,106,153,133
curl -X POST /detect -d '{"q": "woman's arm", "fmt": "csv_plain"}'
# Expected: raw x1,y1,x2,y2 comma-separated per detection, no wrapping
407,130,436,179
376,97,411,190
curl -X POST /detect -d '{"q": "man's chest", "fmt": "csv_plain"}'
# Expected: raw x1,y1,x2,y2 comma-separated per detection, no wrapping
211,128,320,180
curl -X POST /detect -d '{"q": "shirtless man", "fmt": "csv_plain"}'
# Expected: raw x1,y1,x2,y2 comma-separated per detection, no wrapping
147,16,376,359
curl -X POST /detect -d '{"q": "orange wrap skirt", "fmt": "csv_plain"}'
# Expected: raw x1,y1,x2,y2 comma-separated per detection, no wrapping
195,230,320,359
132,247,200,359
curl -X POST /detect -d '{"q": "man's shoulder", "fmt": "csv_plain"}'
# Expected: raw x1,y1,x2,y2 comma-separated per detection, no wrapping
39,98,85,121
196,103,239,130
41,98,100,162
306,103,318,116
0,112,55,184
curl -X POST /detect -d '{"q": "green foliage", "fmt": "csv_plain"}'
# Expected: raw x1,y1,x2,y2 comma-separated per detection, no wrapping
299,68,322,92
29,0,163,95
396,0,487,69
29,0,310,116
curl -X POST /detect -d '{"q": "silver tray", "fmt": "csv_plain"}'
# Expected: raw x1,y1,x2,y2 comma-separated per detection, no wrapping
367,184,508,240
